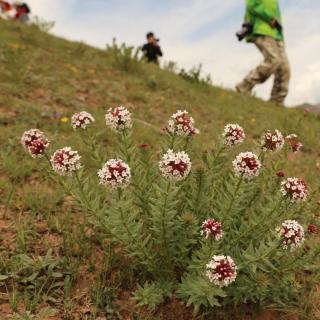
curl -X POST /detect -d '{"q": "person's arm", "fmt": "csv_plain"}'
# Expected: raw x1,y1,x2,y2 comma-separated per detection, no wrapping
157,46,163,57
141,44,147,52
247,0,273,24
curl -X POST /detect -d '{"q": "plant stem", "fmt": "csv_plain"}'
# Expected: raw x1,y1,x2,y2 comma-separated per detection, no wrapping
120,131,131,163
210,145,225,169
74,171,93,213
86,129,101,162
225,175,243,216
117,189,151,267
160,181,171,271
228,198,284,248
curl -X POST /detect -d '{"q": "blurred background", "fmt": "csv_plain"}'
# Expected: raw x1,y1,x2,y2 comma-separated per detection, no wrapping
24,0,320,106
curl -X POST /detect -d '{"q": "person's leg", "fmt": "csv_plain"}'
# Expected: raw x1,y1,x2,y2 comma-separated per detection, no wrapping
270,41,290,105
236,36,281,94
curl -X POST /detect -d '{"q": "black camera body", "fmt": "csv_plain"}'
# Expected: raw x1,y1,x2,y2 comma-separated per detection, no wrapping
236,23,253,41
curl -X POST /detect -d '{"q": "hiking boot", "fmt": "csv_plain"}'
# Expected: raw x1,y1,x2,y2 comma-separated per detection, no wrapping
235,82,251,95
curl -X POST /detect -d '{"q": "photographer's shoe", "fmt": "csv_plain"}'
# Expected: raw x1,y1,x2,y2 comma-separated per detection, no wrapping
235,83,251,95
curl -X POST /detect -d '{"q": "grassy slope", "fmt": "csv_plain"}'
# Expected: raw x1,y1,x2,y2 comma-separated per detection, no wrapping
0,20,320,319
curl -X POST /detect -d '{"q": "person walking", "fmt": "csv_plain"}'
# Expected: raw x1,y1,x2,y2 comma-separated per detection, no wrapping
236,0,290,105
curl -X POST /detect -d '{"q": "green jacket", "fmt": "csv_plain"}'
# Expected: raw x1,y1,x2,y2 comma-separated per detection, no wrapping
245,0,283,41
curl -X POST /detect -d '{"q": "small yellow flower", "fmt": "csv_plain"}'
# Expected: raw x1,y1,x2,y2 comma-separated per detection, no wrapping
61,117,69,123
8,43,21,50
251,118,256,123
63,63,79,74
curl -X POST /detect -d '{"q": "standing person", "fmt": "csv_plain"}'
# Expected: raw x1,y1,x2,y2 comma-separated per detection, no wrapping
141,32,163,64
13,2,30,24
236,0,290,105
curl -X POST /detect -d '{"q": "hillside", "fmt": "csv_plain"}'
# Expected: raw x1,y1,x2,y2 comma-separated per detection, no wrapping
0,20,320,319
295,103,320,115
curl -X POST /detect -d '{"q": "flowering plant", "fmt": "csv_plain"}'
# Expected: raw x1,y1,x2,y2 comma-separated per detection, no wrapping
105,106,132,132
276,220,305,250
21,129,50,158
206,255,237,287
71,111,95,129
280,177,308,202
222,123,245,147
286,133,303,153
98,159,131,188
167,110,199,137
21,110,319,315
201,219,223,240
159,149,191,181
232,152,261,179
50,147,82,176
261,129,284,152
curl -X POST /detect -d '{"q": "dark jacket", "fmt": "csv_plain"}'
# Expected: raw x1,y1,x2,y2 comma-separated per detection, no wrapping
141,43,163,63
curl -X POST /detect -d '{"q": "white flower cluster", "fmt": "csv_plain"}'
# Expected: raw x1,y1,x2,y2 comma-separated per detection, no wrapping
232,152,261,179
71,111,95,129
206,255,237,287
201,219,223,241
222,123,245,147
105,106,132,132
159,149,191,181
276,220,305,250
50,147,82,176
21,129,50,158
167,110,199,137
261,129,284,152
280,177,308,202
98,159,131,188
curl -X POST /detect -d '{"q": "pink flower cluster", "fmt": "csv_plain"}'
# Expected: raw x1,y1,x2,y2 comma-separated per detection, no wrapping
167,110,199,137
159,149,191,181
286,134,303,153
280,177,308,202
222,124,245,147
201,219,223,240
232,152,261,179
276,220,305,250
50,147,82,176
261,129,284,152
21,129,50,158
206,255,237,287
98,159,131,188
71,111,95,129
105,106,132,132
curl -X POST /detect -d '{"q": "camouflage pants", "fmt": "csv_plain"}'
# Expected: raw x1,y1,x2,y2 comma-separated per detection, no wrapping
237,36,290,105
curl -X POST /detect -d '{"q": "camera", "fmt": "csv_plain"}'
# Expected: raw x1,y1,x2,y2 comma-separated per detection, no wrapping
236,23,253,41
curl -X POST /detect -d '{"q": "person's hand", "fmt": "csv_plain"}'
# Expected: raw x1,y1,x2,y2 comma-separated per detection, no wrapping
270,18,277,28
270,18,282,30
